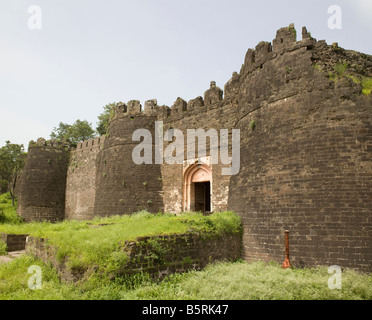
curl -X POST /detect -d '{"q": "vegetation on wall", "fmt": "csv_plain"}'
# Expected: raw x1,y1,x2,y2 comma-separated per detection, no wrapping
249,120,256,131
314,61,372,96
360,77,372,95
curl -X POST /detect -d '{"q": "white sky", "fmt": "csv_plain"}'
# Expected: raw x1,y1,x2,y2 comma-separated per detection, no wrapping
1,0,371,149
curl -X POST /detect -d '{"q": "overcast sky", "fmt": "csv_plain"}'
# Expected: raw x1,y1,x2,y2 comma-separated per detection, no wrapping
1,0,371,149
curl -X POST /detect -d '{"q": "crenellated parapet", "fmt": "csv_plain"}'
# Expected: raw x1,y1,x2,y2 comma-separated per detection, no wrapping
105,81,223,123
144,99,158,116
28,137,71,151
161,81,226,122
109,99,161,123
73,136,106,153
240,24,316,76
254,41,273,64
172,97,188,113
17,23,372,273
224,72,240,102
110,100,141,120
272,24,297,52
127,100,142,115
153,24,319,120
187,96,204,111
204,81,224,106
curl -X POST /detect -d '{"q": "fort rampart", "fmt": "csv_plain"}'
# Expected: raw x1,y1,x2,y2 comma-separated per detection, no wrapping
17,24,372,272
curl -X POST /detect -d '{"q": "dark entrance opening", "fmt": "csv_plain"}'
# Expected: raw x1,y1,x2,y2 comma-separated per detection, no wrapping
194,181,211,213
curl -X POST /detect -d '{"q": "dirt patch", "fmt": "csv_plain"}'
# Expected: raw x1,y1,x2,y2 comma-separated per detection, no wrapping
0,250,25,265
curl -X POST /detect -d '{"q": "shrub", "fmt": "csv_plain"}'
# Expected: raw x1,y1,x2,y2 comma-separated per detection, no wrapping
334,62,348,76
249,120,256,131
0,193,23,224
361,77,372,95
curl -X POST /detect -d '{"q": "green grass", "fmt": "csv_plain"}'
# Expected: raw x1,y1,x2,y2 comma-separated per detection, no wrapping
346,75,372,95
0,239,7,255
1,257,371,300
337,74,372,96
0,193,23,225
361,77,372,95
0,255,82,300
1,193,370,300
328,62,348,82
249,120,256,131
0,193,242,280
313,59,372,96
0,197,242,276
334,62,348,77
123,261,372,300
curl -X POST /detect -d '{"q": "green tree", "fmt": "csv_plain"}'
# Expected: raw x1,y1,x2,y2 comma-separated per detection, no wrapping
50,120,96,146
96,102,117,136
0,141,27,206
0,173,7,194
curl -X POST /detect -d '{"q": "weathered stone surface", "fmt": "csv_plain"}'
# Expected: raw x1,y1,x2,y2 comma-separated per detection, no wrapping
228,26,372,272
144,99,158,116
65,137,105,220
204,81,223,106
187,96,204,110
17,24,372,272
93,112,164,216
17,142,70,222
26,232,242,283
1,233,28,252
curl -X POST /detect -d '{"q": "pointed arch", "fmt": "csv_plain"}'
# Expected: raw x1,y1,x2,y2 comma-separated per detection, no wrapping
183,163,212,212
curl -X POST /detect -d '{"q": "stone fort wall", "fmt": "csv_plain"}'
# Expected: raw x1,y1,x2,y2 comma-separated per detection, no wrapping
65,137,105,220
17,24,372,272
228,25,372,272
17,139,70,222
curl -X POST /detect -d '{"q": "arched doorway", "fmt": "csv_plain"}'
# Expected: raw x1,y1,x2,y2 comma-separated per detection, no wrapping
183,163,212,213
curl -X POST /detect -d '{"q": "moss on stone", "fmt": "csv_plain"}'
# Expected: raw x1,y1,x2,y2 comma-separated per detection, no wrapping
361,77,372,95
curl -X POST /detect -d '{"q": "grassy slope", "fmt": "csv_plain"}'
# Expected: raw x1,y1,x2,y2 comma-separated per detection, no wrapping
0,192,242,285
1,193,371,300
1,255,371,300
124,260,372,300
0,208,241,271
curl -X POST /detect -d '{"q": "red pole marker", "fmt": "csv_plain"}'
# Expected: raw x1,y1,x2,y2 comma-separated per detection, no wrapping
282,230,291,269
